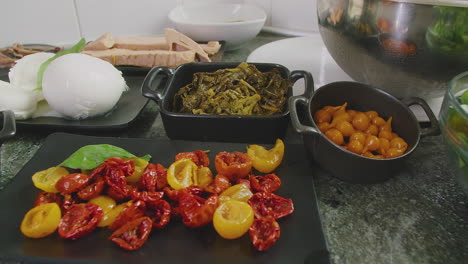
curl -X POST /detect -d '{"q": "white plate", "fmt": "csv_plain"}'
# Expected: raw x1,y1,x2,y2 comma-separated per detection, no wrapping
247,34,442,121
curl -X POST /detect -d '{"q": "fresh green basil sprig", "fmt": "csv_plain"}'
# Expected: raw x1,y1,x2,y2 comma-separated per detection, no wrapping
35,38,87,91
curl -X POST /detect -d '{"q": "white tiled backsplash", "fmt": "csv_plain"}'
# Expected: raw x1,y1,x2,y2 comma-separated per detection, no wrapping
0,0,318,47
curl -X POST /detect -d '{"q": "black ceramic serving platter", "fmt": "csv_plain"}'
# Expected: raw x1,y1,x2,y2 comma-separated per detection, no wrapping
142,62,314,144
0,67,149,131
0,133,329,264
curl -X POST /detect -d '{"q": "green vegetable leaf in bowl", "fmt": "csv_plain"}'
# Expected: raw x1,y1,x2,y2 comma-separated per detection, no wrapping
35,38,86,91
461,89,468,105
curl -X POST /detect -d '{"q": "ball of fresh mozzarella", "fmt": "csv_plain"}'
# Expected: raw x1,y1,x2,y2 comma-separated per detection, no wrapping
0,80,38,120
9,52,54,96
42,53,128,120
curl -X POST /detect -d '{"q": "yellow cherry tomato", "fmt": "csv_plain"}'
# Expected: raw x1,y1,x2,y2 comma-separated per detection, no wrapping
89,195,117,227
125,157,149,184
247,139,285,173
20,203,61,238
197,167,213,188
213,200,254,239
167,158,198,190
98,202,128,227
219,183,253,204
32,167,70,193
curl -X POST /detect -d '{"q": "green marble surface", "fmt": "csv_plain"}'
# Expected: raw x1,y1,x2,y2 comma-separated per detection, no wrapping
0,32,467,264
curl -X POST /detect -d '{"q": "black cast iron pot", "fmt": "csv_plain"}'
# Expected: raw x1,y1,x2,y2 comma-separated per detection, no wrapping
289,81,440,184
142,62,313,143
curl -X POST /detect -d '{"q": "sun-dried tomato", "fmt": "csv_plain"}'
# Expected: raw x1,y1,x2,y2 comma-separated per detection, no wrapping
34,192,62,207
105,166,130,201
214,152,252,181
175,150,210,168
205,174,232,194
110,216,152,251
139,163,167,192
58,203,103,240
249,217,281,251
164,185,204,201
178,193,218,228
249,174,281,193
77,176,105,200
55,173,90,194
130,188,164,203
248,192,294,220
61,194,79,212
109,200,147,230
146,199,171,230
105,157,135,177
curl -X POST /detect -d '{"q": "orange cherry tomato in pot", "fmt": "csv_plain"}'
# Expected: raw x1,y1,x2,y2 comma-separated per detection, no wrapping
249,216,281,251
109,216,152,251
58,203,103,240
214,152,252,181
248,192,294,220
249,174,282,193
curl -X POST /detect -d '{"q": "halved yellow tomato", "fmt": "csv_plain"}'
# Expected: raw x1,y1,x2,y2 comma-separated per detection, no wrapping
213,200,254,239
32,167,70,193
89,195,117,227
219,183,253,204
97,202,128,227
247,139,285,173
125,157,149,184
197,167,213,188
20,203,61,238
167,158,198,190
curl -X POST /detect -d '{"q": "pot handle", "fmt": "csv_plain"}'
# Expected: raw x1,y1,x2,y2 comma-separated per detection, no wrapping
288,95,320,135
402,97,440,137
141,66,174,103
0,110,16,144
290,70,314,97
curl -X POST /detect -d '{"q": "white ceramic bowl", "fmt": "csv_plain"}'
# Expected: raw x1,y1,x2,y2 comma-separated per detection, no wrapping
168,3,266,50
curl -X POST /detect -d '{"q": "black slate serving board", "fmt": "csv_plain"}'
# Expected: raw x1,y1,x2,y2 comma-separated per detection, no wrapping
0,133,330,264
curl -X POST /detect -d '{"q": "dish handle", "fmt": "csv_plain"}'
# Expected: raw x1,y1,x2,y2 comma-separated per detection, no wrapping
288,94,320,136
141,66,174,103
290,70,314,98
0,110,16,144
401,97,440,137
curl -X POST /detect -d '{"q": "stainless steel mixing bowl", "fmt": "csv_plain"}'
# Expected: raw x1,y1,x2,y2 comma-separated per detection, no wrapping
317,0,468,99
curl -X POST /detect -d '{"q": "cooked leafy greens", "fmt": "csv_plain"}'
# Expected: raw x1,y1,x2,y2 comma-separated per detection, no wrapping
173,62,290,115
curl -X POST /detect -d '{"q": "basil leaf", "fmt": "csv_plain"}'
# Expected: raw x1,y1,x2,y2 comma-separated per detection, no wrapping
35,38,86,91
58,144,152,170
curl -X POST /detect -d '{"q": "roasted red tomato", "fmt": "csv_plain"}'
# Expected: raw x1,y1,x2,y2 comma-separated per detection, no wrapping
248,192,294,220
146,199,171,230
61,194,79,212
55,173,90,194
105,166,130,201
214,152,252,181
58,203,103,240
164,185,204,201
110,216,152,251
109,200,147,230
178,193,218,228
205,174,232,194
139,163,167,192
77,176,105,200
237,178,251,190
249,174,281,193
34,192,62,207
175,150,210,168
130,189,164,203
105,157,135,177
249,217,281,251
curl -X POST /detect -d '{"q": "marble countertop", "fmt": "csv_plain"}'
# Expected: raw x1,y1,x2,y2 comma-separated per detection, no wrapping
0,32,467,264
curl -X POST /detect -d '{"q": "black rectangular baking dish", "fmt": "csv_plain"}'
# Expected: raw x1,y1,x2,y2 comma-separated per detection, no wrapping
142,62,313,143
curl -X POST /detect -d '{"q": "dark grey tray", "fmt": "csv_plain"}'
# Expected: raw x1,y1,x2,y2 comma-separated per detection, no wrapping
0,133,329,264
0,67,150,131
